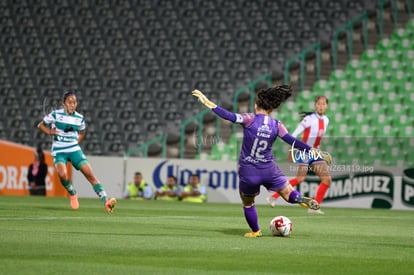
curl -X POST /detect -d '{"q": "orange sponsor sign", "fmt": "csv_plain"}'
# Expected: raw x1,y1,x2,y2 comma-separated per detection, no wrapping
0,140,70,197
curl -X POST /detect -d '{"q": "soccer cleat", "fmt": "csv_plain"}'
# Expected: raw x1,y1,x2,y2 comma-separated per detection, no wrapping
308,208,325,214
244,230,262,238
70,194,79,210
105,198,117,213
266,195,277,208
297,196,320,210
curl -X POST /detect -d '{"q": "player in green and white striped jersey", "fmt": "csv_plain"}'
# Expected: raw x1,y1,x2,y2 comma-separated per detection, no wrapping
38,90,117,213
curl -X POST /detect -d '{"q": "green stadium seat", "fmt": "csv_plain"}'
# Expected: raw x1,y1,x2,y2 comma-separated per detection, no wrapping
329,102,344,116
320,89,333,101
366,59,384,70
196,152,208,160
409,138,414,149
291,100,304,111
357,142,372,162
359,90,380,103
330,123,342,137
382,58,402,72
392,27,411,40
291,112,301,124
371,69,390,83
402,125,413,137
377,113,392,126
345,59,366,71
376,38,395,50
337,89,358,102
390,70,410,85
371,101,388,115
361,48,380,61
337,123,353,137
384,48,402,60
349,113,368,135
396,81,413,94
404,59,414,73
278,115,297,131
376,81,396,98
205,17,414,166
354,79,376,94
384,90,402,104
344,144,358,157
396,37,414,50
405,49,414,60
299,89,312,101
329,69,347,82
209,143,226,160
383,144,400,159
354,124,371,138
406,19,414,31
283,100,295,112
334,79,353,93
377,124,397,137
332,112,347,124
312,79,333,95
355,113,370,125
392,103,408,116
304,100,317,111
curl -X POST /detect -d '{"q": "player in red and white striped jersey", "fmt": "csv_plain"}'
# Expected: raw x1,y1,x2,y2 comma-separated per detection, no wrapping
267,96,331,214
291,110,329,150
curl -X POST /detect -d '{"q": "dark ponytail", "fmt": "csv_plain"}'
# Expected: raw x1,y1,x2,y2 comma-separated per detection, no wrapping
256,85,292,111
299,111,314,119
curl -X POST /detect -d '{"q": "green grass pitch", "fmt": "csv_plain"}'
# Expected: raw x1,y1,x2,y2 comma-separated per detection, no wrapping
0,196,413,274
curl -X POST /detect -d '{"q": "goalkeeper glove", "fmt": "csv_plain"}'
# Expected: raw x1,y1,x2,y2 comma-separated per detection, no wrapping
310,148,333,165
192,89,217,109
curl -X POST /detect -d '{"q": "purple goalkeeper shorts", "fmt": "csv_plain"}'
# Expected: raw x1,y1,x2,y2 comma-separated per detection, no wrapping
238,163,288,196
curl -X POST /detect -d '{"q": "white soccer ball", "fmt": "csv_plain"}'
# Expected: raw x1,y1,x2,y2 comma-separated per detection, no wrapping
269,216,293,237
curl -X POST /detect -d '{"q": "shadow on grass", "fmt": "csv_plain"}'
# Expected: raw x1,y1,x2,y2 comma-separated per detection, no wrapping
217,228,272,238
217,228,281,238
216,228,245,236
36,206,69,211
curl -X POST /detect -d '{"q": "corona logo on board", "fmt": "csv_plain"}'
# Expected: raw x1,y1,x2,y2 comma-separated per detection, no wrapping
152,159,238,190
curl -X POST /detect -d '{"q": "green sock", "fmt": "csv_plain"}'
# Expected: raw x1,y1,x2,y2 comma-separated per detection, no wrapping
62,180,76,196
93,183,107,204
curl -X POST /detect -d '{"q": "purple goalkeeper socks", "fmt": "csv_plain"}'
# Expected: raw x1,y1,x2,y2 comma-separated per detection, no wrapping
288,189,302,203
243,205,260,232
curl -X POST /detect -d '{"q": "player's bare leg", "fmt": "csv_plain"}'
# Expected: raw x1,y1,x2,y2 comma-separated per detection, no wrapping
267,165,308,207
80,164,117,213
56,162,78,209
279,183,320,210
308,162,331,214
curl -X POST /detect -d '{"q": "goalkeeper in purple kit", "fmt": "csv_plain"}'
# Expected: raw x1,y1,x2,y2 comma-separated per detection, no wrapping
192,85,329,237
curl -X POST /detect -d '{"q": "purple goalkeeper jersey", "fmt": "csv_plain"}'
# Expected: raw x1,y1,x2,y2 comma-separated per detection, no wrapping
211,106,311,194
238,113,288,168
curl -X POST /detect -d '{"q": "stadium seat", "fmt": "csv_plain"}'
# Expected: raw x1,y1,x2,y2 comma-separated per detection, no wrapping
3,0,408,158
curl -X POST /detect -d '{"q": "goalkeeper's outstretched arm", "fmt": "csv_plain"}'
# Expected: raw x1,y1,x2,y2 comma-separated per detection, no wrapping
280,133,333,165
192,89,239,123
278,120,333,165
